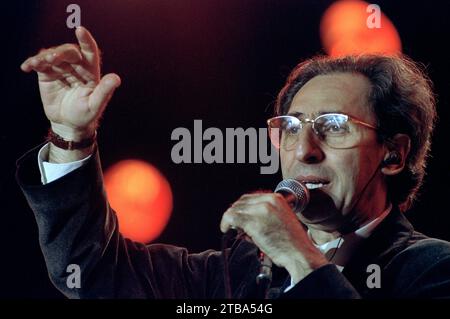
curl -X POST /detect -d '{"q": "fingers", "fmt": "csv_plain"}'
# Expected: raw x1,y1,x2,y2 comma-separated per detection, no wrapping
46,44,83,65
72,63,99,83
233,193,285,207
220,207,245,234
21,56,50,73
49,63,85,85
21,44,83,74
220,192,296,235
75,26,99,65
21,26,100,79
89,73,121,112
220,201,275,234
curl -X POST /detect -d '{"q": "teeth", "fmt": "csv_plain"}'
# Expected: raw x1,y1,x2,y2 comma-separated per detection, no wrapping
305,183,325,189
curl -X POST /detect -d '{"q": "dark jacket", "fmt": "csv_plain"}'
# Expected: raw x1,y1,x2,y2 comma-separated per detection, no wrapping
16,145,450,299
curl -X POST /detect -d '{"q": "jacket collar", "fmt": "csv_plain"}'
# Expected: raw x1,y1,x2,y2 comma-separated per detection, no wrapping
342,206,415,295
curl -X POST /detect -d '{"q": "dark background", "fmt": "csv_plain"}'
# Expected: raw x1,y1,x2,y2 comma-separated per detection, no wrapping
1,0,449,298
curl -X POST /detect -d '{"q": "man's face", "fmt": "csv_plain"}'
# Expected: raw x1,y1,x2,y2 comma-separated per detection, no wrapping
280,73,387,232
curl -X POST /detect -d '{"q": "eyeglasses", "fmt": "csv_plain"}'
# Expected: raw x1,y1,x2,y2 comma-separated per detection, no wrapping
267,112,377,150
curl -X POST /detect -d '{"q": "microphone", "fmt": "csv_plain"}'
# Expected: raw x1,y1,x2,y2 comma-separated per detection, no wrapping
274,178,310,214
256,179,310,291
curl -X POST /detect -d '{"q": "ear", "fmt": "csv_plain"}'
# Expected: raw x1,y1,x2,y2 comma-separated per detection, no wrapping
381,134,411,176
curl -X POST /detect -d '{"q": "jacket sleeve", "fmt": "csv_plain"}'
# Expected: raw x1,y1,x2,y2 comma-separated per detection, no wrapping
16,145,224,299
280,264,361,299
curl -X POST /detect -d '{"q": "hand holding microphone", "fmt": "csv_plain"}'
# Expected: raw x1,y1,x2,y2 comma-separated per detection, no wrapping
220,179,327,295
256,179,310,286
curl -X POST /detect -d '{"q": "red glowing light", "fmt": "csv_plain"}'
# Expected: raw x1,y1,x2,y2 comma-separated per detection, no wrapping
320,0,402,56
104,160,173,243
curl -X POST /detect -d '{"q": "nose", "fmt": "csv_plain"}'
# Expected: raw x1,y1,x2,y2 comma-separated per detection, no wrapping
294,125,325,164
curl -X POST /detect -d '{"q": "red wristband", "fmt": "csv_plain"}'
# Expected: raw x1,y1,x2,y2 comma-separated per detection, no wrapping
47,129,97,150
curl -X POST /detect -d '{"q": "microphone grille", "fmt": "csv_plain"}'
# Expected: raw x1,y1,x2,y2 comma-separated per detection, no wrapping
274,179,310,213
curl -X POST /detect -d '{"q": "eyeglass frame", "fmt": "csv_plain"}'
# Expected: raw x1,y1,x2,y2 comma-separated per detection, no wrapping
266,112,378,149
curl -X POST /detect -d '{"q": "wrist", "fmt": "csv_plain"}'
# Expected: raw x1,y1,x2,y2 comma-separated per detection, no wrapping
47,123,97,163
285,249,329,284
50,122,97,142
48,142,95,163
47,128,96,151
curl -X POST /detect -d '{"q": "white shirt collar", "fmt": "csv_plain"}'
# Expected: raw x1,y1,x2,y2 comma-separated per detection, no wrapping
283,204,392,293
308,203,392,271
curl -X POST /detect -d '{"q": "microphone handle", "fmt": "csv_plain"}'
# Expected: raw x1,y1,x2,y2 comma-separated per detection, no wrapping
255,191,297,289
256,251,272,292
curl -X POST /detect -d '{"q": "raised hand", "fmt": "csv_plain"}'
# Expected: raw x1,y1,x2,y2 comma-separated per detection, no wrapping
21,26,121,142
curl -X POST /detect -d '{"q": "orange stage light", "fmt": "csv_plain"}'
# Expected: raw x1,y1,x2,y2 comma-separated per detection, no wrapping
104,160,173,243
320,0,402,56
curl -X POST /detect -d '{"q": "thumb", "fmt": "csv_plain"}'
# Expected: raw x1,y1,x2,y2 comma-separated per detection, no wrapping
89,73,121,113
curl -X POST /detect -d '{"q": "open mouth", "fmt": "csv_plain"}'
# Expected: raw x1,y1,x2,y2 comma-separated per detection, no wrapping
304,182,328,190
295,176,330,190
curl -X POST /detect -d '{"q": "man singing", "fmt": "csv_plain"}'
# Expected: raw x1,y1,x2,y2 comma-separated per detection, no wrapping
17,26,450,298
